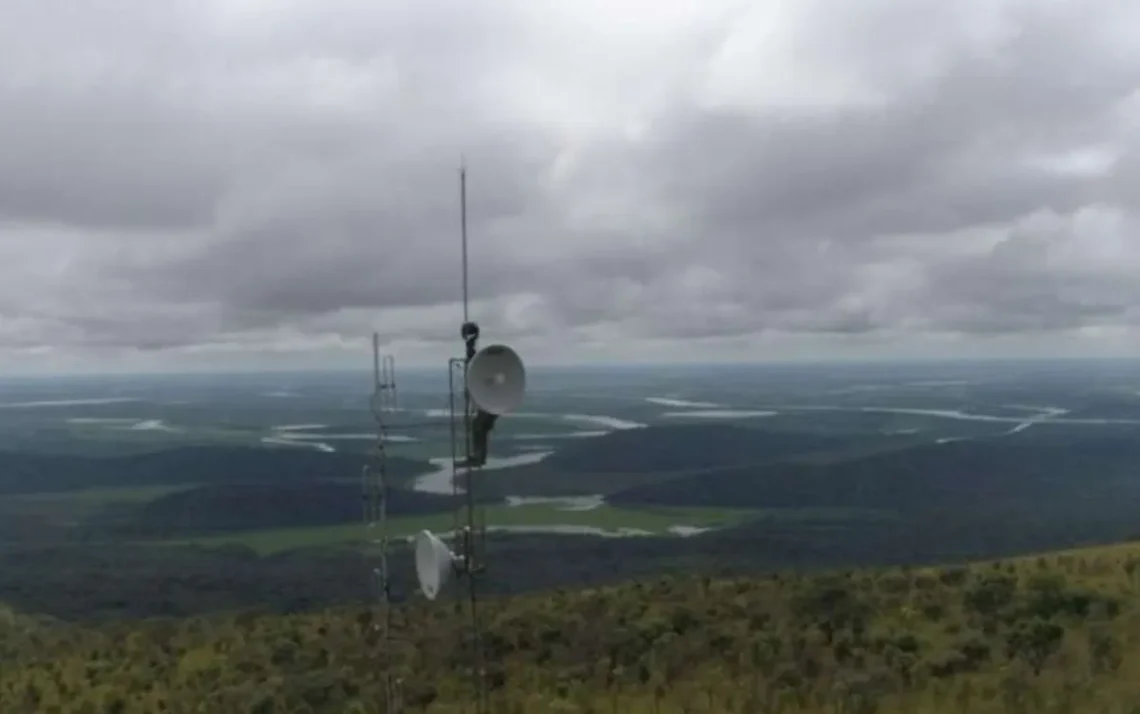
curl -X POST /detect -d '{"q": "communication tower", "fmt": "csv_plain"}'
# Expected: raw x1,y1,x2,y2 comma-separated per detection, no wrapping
363,334,402,713
412,162,528,714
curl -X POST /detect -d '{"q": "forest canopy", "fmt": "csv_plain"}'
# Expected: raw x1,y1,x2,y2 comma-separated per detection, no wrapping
5,543,1140,713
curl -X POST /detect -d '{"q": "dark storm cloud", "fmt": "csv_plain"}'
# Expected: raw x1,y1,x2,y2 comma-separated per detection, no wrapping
0,0,1138,362
106,127,575,329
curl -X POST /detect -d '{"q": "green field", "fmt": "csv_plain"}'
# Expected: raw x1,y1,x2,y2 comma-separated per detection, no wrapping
165,503,761,554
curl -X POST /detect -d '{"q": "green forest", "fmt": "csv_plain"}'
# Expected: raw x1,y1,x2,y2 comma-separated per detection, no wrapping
7,428,1140,624
7,421,1140,711
6,542,1140,713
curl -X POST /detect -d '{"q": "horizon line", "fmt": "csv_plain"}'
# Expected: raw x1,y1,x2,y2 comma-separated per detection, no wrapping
3,354,1140,381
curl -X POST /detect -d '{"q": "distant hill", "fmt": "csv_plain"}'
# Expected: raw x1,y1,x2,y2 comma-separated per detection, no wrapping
609,435,1140,512
97,482,457,537
541,423,845,474
0,445,427,494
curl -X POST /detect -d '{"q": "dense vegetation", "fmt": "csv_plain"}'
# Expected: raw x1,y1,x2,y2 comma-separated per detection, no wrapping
0,534,752,621
7,427,1140,623
6,544,1140,712
475,425,903,498
96,483,458,537
608,434,1140,511
7,508,1140,624
0,543,370,620
6,367,1140,710
540,424,844,474
0,446,427,494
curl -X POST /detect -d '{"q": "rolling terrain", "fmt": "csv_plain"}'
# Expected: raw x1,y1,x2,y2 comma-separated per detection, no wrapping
607,432,1140,512
0,446,427,495
3,359,1140,624
95,482,459,537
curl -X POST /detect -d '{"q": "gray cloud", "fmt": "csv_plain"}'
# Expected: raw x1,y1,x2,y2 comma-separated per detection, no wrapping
0,0,1138,371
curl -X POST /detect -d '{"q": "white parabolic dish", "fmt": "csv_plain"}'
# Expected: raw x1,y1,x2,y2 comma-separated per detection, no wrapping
414,529,455,601
466,344,526,416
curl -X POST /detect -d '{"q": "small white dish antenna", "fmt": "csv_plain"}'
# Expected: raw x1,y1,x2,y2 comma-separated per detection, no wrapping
466,344,526,415
414,529,458,601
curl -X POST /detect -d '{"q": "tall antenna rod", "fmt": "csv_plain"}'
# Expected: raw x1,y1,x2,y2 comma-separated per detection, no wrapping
460,157,469,323
456,158,488,714
365,333,401,714
412,160,526,714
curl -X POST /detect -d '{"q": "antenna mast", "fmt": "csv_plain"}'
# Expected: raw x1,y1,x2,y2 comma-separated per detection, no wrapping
461,156,470,324
412,160,526,714
364,334,402,714
449,159,490,714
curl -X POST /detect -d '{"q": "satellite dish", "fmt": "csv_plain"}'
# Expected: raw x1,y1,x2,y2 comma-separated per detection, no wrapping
466,344,526,415
414,529,457,601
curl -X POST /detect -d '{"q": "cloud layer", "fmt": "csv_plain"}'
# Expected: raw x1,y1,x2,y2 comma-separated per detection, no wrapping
1,0,1138,372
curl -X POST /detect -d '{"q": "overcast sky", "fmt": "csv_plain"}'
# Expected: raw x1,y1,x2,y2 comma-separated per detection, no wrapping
1,0,1139,374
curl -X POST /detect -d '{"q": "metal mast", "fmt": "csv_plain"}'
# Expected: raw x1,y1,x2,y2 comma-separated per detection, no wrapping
364,334,401,713
406,161,520,714
448,160,490,714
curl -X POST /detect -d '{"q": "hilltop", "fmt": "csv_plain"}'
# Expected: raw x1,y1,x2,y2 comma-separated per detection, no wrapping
5,543,1140,712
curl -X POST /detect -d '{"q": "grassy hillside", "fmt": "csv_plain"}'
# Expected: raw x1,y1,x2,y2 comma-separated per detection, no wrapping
6,544,1140,712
